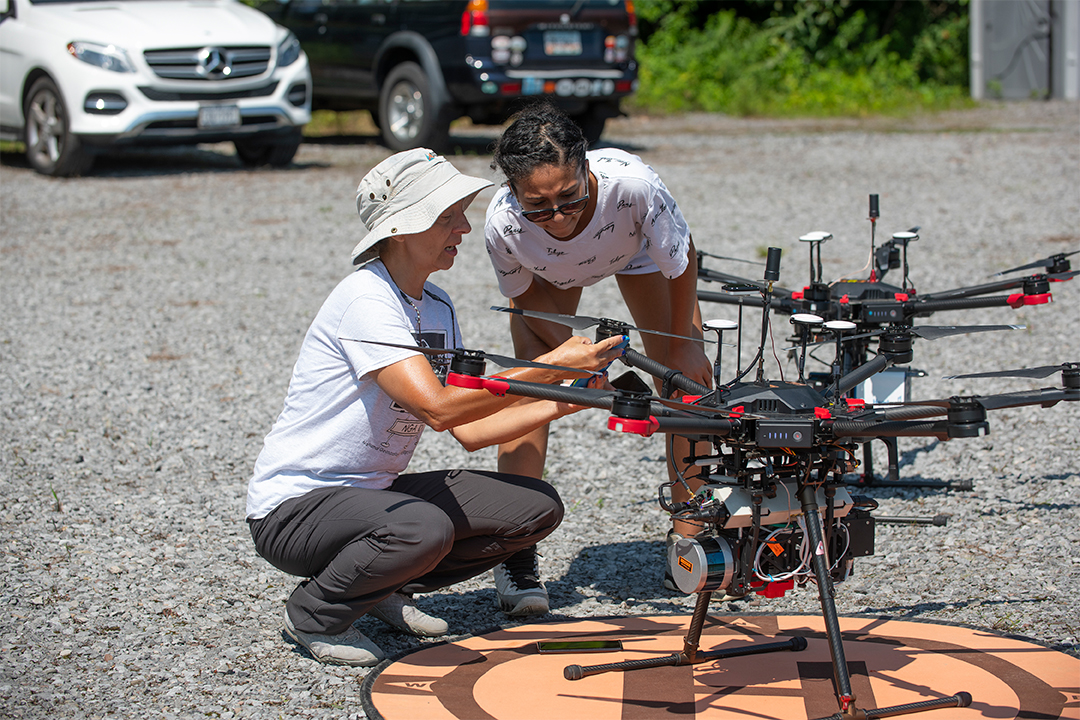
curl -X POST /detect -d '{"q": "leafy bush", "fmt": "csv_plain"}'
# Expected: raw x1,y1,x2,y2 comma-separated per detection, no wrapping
630,0,974,117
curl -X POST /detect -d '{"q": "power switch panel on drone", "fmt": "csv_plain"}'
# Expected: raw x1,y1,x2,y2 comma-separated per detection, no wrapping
755,419,815,447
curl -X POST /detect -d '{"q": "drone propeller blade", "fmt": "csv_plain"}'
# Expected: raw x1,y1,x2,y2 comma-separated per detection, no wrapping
783,323,1022,352
359,340,600,375
909,324,1024,341
1049,269,1080,281
699,250,765,266
490,306,715,344
991,250,1079,277
944,363,1075,380
356,339,454,357
483,352,602,375
490,306,600,332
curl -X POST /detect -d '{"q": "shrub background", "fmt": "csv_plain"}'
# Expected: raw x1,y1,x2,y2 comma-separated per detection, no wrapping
630,0,972,116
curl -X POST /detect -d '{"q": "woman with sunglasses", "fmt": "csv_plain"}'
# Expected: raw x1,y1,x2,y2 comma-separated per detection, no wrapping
483,101,714,616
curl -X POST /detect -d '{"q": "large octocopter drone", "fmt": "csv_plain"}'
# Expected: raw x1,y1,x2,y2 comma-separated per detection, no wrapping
695,194,1076,490
412,246,1077,719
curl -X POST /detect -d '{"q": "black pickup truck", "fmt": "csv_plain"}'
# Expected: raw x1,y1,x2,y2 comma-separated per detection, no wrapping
258,0,638,150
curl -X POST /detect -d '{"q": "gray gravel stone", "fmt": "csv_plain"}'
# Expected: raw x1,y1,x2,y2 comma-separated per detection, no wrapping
1,101,1078,719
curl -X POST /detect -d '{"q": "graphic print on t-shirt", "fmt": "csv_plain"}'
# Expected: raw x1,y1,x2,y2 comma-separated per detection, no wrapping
376,328,450,454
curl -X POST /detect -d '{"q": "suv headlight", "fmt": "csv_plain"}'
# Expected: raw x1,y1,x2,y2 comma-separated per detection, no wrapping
277,30,302,68
67,41,135,73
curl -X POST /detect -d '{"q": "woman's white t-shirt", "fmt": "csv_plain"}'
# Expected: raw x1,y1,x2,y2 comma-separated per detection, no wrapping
246,260,461,520
484,148,691,299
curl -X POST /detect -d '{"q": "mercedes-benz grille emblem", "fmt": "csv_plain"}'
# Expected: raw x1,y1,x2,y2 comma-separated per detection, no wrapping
196,47,231,79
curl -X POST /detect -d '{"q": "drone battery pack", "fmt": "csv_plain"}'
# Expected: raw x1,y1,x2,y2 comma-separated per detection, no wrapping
755,419,814,448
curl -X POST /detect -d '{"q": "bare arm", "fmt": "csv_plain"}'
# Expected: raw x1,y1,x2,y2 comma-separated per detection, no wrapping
369,335,623,433
447,378,603,451
618,236,713,389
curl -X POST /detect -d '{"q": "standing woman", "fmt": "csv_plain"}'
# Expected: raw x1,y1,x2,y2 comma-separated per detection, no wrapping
484,101,713,616
247,148,624,666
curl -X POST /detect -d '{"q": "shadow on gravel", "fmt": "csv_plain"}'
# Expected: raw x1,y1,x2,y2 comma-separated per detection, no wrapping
856,596,1049,620
0,143,331,179
546,539,691,612
0,131,647,178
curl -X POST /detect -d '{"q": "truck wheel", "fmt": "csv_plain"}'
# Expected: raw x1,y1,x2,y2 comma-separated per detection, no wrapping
378,61,449,152
23,77,93,177
234,129,302,168
574,105,608,147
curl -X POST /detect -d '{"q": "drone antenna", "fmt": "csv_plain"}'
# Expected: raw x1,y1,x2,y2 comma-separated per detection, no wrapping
791,313,824,384
703,319,738,390
868,194,879,282
891,228,919,293
799,231,832,286
824,319,857,400
755,247,782,383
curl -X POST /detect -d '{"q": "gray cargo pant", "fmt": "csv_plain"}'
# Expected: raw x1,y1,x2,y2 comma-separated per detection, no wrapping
248,469,563,635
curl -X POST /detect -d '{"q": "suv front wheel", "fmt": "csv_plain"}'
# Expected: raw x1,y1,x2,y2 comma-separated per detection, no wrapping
378,61,449,152
234,129,303,168
24,77,93,177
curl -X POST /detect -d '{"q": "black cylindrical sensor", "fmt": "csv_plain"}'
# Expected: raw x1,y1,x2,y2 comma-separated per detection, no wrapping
764,247,782,282
869,193,880,218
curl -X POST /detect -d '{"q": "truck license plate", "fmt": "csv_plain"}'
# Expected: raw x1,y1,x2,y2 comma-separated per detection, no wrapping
544,30,582,56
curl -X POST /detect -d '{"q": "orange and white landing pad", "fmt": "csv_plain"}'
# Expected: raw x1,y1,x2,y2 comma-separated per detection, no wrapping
359,614,1079,720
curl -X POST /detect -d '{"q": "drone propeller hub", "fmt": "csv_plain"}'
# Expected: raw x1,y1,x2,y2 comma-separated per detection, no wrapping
610,394,652,421
1024,276,1051,295
876,328,911,358
1064,366,1080,389
947,398,989,438
450,355,486,377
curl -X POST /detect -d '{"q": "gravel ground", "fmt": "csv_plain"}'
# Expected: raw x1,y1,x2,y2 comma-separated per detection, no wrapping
1,101,1078,719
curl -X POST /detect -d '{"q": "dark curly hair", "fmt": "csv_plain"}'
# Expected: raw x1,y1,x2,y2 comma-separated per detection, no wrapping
490,100,588,192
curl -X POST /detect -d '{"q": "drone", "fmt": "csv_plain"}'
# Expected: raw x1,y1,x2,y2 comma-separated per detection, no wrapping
408,245,1077,719
695,194,1076,491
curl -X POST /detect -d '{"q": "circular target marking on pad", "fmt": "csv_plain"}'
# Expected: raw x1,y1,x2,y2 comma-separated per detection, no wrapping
361,614,1079,720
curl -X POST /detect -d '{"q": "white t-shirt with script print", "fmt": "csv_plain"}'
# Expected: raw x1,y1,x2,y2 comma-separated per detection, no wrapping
484,148,691,299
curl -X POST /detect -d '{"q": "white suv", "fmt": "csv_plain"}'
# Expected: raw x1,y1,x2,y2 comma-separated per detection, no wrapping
0,0,311,176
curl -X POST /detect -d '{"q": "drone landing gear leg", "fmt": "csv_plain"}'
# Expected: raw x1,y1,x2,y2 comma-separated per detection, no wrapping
563,590,806,681
797,484,971,720
856,438,973,491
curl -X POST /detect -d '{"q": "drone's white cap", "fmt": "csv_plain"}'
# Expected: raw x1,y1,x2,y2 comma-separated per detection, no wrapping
704,318,739,332
824,320,857,332
351,148,492,265
799,231,833,242
791,313,824,325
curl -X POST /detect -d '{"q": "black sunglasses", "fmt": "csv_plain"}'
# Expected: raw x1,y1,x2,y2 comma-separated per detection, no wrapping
520,193,590,223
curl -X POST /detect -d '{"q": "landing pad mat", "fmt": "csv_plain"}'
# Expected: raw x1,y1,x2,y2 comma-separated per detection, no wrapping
360,614,1079,720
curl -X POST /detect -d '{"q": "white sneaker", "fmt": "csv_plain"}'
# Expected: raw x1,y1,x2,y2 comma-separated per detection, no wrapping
368,592,448,637
283,608,385,667
494,548,549,616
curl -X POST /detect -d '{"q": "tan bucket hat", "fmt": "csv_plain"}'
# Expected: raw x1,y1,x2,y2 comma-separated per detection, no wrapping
351,148,493,265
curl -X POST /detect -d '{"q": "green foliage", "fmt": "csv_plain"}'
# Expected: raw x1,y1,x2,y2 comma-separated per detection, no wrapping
630,0,973,117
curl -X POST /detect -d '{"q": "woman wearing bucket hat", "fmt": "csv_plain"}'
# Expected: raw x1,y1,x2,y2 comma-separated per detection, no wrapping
246,148,625,666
